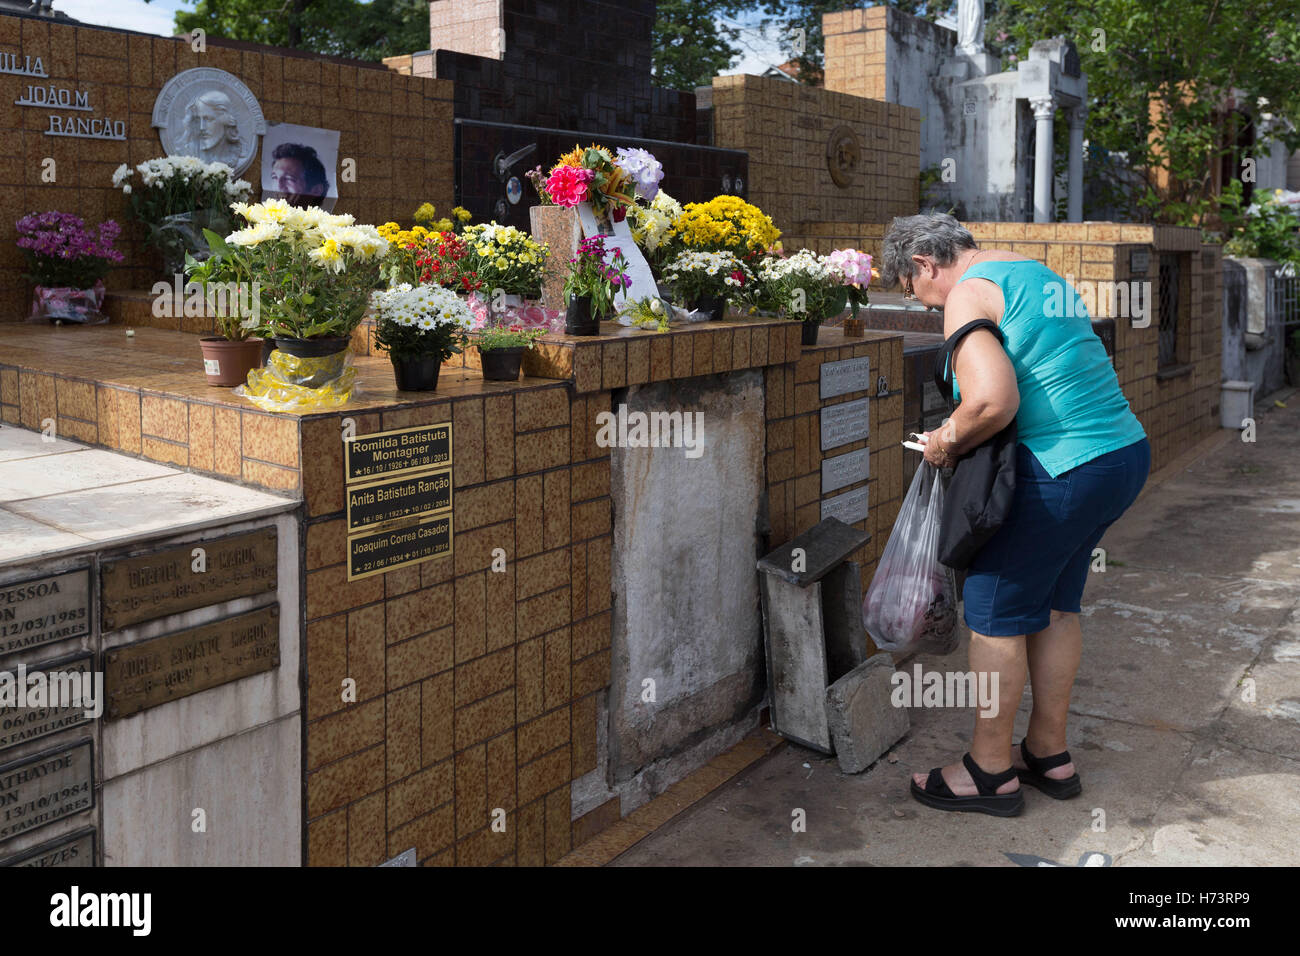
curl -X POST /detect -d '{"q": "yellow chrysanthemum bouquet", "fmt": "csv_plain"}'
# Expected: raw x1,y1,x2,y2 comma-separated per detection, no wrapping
459,222,550,298
195,199,389,341
667,195,781,257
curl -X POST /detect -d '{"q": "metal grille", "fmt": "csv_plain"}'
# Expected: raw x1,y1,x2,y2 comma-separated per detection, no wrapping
1268,263,1300,329
1157,252,1180,367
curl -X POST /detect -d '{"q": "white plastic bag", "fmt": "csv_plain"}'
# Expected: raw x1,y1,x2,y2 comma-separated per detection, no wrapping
862,462,959,655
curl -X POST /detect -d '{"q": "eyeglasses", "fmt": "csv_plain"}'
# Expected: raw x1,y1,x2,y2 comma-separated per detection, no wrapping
902,274,916,299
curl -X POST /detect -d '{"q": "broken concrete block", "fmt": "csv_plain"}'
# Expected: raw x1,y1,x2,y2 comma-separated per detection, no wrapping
757,518,872,753
825,652,909,774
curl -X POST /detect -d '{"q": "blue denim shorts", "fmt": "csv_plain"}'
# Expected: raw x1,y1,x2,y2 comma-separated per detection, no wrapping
962,437,1151,636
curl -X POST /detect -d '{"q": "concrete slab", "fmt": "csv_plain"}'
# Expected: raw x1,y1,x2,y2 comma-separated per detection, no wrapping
0,429,296,569
0,426,84,462
0,446,176,498
0,507,90,562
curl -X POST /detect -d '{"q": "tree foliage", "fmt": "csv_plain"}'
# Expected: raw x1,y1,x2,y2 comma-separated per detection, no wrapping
149,0,430,61
995,0,1300,227
652,0,746,91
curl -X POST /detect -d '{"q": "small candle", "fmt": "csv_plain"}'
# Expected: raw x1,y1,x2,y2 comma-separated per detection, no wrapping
125,329,135,337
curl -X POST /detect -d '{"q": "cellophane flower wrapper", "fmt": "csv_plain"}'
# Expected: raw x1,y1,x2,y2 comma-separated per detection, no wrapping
465,293,564,333
862,462,959,655
28,280,108,324
234,349,360,412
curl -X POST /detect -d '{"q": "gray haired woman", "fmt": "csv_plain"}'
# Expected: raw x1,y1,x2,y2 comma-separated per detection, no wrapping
879,212,1150,816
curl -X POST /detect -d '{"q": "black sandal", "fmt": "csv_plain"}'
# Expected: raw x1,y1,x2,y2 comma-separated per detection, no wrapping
1015,740,1082,799
910,752,1025,817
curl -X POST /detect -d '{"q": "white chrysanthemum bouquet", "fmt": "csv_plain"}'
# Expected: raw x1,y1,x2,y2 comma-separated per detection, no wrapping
112,156,253,273
189,199,391,341
370,282,475,363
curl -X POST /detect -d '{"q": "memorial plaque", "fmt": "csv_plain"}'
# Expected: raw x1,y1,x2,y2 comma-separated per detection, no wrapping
0,739,94,844
0,828,95,867
1129,248,1150,275
103,605,279,720
100,527,277,631
0,569,90,659
821,485,869,526
346,468,452,535
820,397,870,450
345,424,452,484
821,448,871,495
348,515,453,582
379,847,416,867
820,356,871,400
0,652,94,753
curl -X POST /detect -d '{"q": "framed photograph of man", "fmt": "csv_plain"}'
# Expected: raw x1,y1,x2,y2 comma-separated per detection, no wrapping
261,122,340,210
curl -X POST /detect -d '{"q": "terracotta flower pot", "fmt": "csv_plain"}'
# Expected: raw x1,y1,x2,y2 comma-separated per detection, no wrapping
392,356,442,391
480,346,525,381
199,337,265,387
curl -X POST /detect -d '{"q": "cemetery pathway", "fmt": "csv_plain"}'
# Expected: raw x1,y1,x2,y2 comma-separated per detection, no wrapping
611,386,1300,867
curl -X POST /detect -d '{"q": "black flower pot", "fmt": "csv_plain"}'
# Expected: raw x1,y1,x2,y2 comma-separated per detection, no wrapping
692,295,727,323
800,319,822,346
260,337,276,366
272,336,351,358
565,295,600,336
480,346,525,381
391,355,442,391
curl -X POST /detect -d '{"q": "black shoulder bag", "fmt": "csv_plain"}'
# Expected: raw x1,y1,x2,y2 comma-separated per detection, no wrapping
932,318,1018,570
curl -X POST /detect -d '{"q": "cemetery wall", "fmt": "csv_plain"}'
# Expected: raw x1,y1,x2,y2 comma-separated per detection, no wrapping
709,74,919,240
0,14,455,321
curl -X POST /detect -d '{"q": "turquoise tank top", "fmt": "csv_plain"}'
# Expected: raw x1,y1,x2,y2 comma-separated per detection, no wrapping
946,259,1146,478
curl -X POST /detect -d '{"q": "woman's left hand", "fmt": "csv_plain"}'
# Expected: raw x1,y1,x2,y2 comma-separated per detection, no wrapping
920,430,958,469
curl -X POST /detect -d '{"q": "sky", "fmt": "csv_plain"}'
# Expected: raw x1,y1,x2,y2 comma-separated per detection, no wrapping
58,0,793,70
54,1,953,77
55,0,185,34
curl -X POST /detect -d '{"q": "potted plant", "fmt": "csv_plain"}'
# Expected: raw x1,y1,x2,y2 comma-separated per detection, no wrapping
474,324,548,381
376,202,463,287
371,283,474,391
563,236,631,335
16,211,124,324
113,156,252,277
757,249,849,345
198,200,389,359
661,250,748,322
826,248,874,336
184,244,266,387
460,222,550,319
666,194,781,260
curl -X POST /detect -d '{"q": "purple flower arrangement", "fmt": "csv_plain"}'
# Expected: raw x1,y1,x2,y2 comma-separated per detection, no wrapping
563,235,632,318
16,211,125,289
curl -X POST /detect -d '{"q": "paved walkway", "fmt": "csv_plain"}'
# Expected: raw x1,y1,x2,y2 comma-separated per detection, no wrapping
613,388,1300,866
